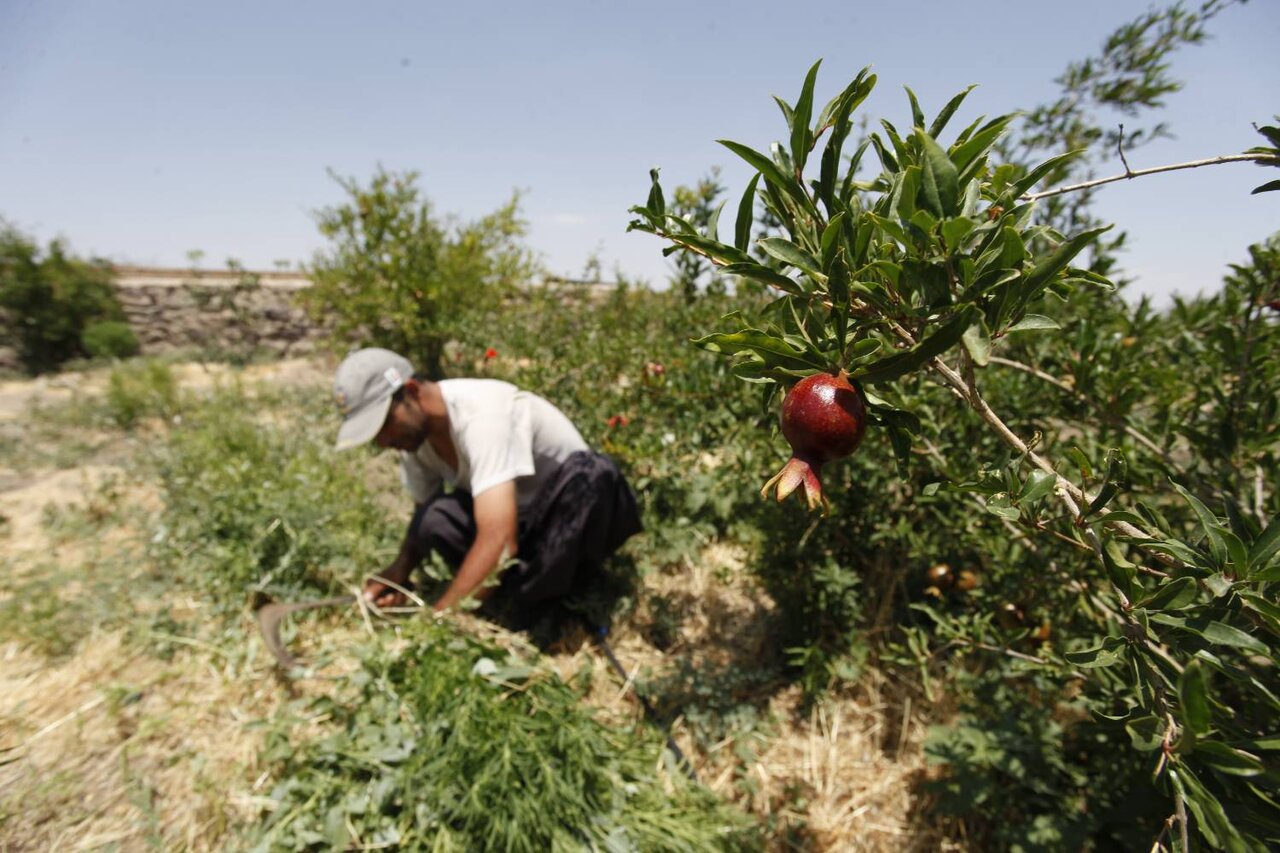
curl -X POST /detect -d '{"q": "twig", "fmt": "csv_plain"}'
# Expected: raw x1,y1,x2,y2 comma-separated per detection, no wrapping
1023,153,1277,201
988,356,1174,466
23,694,106,747
1117,124,1135,178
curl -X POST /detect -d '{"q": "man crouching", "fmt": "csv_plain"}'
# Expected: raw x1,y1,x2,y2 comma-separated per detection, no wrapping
332,347,641,632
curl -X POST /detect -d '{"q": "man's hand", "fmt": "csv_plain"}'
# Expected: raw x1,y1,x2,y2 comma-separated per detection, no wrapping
364,564,412,608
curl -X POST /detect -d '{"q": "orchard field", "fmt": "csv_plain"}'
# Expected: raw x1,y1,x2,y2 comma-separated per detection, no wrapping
3,3,1279,850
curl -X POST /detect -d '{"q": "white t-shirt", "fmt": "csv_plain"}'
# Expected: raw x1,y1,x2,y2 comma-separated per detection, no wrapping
398,379,588,511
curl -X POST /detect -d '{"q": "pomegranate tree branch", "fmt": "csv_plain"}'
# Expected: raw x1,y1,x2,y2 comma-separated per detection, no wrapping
987,356,1173,466
1023,153,1278,201
883,319,1183,570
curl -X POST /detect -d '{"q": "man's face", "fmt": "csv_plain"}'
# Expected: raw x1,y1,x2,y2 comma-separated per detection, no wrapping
374,384,429,452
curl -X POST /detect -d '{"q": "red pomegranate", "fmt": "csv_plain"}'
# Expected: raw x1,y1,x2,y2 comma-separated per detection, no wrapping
761,370,868,513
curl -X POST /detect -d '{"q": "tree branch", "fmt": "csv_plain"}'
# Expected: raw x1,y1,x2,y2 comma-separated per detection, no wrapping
884,319,1185,570
1023,152,1278,201
988,355,1174,466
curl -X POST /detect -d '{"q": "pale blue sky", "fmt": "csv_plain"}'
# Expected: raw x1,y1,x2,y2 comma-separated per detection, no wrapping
1,0,1276,303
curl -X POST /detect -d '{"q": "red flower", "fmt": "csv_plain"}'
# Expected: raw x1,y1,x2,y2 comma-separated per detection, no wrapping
606,414,630,428
484,347,498,360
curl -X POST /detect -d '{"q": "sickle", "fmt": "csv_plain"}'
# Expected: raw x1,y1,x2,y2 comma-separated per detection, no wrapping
255,595,354,671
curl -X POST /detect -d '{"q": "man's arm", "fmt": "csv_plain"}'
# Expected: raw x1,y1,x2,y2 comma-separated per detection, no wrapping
432,480,518,613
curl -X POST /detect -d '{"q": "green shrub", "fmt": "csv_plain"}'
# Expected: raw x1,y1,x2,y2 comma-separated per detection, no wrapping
82,320,140,360
106,359,179,428
0,223,127,374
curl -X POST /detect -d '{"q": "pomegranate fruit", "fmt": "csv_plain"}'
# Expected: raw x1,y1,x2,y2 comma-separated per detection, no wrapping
761,370,868,513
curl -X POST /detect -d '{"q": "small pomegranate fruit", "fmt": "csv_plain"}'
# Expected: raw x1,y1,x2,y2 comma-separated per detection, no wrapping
954,569,979,591
926,563,953,588
761,370,868,513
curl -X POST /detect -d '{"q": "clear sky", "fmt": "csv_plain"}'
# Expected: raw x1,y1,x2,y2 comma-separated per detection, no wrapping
1,0,1276,303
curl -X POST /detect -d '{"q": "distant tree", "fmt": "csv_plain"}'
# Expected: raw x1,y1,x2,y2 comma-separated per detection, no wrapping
303,168,538,378
668,169,726,301
0,222,131,374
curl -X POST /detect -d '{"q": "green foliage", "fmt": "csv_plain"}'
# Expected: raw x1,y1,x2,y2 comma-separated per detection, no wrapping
81,319,140,360
0,223,127,374
251,620,754,851
630,47,1279,850
148,384,399,612
105,359,180,428
303,168,538,378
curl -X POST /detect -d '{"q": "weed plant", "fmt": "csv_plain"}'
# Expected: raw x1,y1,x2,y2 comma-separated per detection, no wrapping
148,384,400,612
251,619,755,851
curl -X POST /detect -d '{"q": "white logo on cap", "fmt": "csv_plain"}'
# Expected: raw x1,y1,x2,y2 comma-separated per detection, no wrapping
384,368,404,392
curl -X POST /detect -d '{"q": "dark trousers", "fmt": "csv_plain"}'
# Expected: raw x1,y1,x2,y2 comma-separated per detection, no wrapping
405,451,642,623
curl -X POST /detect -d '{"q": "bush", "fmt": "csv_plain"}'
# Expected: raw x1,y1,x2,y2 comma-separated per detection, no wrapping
105,359,179,428
0,223,127,374
82,320,140,360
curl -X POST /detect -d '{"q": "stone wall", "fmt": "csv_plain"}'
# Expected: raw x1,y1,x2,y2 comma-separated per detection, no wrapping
112,267,323,357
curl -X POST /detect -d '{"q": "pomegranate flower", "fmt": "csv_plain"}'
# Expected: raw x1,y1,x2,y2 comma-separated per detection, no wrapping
484,347,499,360
606,414,631,428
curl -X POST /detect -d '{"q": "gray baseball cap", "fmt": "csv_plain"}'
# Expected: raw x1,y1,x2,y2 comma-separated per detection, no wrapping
332,348,415,450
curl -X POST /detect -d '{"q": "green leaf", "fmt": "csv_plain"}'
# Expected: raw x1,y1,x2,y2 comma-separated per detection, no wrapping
646,168,665,218
928,85,976,138
1247,514,1280,575
853,306,980,384
704,199,725,243
1170,767,1235,851
1180,661,1212,735
719,139,813,214
951,115,1015,174
1101,538,1136,601
734,173,761,252
820,212,846,270
1016,227,1111,308
1194,741,1264,777
1173,482,1227,566
1010,149,1084,198
1019,470,1057,505
662,231,754,268
1005,314,1061,333
961,318,991,366
904,86,925,131
1150,613,1267,654
1238,591,1280,635
1137,576,1198,611
941,217,975,252
1125,714,1164,751
1252,179,1280,195
790,60,822,175
692,329,827,372
757,238,823,279
772,95,794,127
917,129,959,217
720,262,803,295
1085,449,1126,519
1064,637,1125,668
